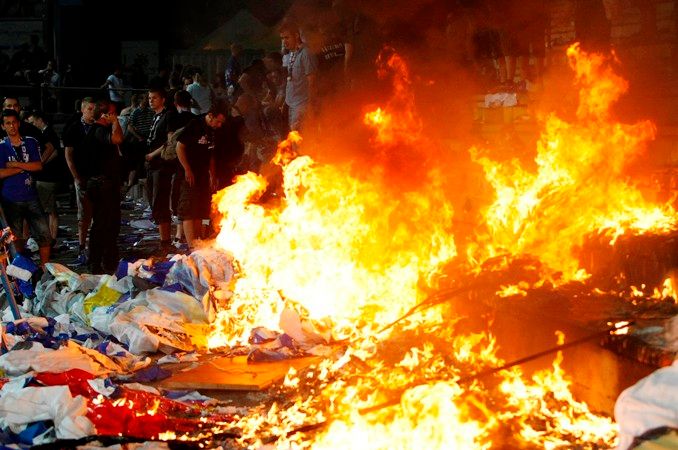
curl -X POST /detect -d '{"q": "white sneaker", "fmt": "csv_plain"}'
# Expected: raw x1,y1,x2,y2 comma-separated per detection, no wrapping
26,238,39,252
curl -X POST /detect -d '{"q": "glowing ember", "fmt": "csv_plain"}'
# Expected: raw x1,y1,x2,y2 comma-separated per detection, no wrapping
654,277,677,302
609,321,631,335
498,332,618,449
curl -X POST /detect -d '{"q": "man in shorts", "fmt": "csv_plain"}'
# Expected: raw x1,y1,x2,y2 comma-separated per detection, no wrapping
26,110,65,248
175,107,226,250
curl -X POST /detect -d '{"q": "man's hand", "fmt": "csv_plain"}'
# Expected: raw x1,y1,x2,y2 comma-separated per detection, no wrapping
102,113,118,125
185,168,195,187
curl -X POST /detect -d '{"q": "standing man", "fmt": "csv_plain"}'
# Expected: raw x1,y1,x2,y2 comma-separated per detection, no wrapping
63,97,97,265
175,108,226,250
225,43,244,102
0,109,51,264
142,88,174,253
25,110,65,249
79,100,123,274
280,21,318,131
100,66,125,113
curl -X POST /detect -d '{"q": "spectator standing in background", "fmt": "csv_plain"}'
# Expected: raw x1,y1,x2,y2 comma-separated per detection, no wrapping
0,109,51,265
25,110,66,249
101,66,126,113
186,71,213,116
280,21,318,131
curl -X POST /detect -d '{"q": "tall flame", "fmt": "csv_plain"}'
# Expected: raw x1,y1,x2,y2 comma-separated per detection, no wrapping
470,43,675,281
206,45,644,448
210,137,455,347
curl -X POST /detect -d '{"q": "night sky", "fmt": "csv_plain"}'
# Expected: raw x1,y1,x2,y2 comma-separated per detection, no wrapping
54,0,291,84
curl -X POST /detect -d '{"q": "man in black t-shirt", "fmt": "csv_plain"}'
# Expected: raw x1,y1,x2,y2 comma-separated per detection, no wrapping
25,110,67,247
175,108,226,250
63,98,123,273
63,97,96,263
141,88,174,252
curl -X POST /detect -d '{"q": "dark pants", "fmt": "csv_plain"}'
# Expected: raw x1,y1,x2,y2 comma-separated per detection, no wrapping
145,160,176,225
87,176,120,273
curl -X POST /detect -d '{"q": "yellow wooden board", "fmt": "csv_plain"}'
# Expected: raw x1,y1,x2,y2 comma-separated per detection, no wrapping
157,355,322,391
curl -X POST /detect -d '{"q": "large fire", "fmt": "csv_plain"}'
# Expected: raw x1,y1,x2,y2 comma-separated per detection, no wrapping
469,44,675,283
202,44,674,448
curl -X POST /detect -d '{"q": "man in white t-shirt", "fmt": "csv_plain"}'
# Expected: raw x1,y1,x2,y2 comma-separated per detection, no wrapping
101,66,125,112
280,21,318,131
186,71,213,115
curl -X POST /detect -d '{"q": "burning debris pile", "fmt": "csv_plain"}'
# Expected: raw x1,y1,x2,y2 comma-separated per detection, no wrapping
0,44,677,449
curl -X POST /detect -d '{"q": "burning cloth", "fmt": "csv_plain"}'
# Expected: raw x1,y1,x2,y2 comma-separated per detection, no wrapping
614,358,678,450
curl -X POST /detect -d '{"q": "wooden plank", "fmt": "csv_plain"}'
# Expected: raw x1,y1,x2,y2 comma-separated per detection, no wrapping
157,355,322,391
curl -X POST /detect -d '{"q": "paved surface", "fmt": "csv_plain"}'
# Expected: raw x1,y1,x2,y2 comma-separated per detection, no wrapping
47,185,176,274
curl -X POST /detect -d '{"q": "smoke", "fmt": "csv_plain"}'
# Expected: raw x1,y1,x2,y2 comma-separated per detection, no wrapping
279,0,500,234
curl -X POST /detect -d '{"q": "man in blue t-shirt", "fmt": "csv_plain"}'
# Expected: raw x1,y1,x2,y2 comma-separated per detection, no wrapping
0,109,51,264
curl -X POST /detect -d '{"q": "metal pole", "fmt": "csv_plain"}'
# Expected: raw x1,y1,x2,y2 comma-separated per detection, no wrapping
0,228,21,320
0,202,21,320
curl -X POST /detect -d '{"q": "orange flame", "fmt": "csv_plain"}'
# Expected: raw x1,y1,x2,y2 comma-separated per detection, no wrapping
363,47,422,146
209,46,631,448
210,131,456,347
470,43,675,281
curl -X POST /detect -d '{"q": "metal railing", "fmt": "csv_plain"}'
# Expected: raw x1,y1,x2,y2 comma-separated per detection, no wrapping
0,84,150,119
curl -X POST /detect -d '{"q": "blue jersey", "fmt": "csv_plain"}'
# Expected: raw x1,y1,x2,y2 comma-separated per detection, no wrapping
0,136,41,202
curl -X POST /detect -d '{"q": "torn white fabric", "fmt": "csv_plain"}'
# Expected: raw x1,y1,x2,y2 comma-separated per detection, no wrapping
6,264,33,282
144,288,208,323
280,307,330,348
0,385,95,439
0,341,119,376
614,359,678,450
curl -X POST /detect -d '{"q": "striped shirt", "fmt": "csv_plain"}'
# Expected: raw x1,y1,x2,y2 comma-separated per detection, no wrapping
130,107,155,139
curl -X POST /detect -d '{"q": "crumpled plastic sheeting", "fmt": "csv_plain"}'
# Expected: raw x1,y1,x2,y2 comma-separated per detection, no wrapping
44,263,102,293
615,359,678,450
26,258,215,357
0,385,94,440
82,275,132,316
109,307,194,354
0,341,120,377
280,307,331,348
0,370,233,444
165,248,235,303
114,288,208,325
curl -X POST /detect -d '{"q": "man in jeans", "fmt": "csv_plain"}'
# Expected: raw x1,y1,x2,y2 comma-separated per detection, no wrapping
0,109,51,265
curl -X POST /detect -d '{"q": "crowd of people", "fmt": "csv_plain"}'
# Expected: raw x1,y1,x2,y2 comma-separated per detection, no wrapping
0,13,366,276
0,0,564,276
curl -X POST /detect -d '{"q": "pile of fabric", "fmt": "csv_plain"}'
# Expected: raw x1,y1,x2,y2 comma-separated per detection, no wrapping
0,247,330,447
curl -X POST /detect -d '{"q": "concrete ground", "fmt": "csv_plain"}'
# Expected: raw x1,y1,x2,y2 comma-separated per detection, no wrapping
47,183,180,273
